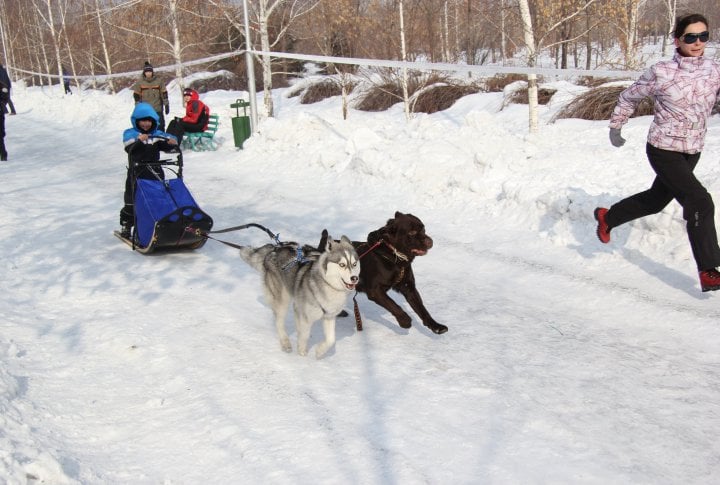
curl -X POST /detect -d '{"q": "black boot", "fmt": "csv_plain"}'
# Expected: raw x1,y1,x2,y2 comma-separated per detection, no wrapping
120,222,132,239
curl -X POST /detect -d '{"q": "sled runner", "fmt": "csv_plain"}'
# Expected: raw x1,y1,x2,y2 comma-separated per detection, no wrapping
116,151,213,254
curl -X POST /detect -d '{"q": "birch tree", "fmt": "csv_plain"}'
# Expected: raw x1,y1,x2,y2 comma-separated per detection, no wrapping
399,0,410,121
517,0,539,133
250,0,320,117
517,0,600,133
660,0,677,56
91,0,116,92
30,0,65,90
609,0,648,69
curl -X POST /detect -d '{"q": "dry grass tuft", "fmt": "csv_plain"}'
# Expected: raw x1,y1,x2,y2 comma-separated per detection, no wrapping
412,83,482,114
300,78,343,104
355,71,450,112
553,85,653,121
505,87,557,106
286,84,305,98
484,73,528,92
355,81,404,111
575,76,614,88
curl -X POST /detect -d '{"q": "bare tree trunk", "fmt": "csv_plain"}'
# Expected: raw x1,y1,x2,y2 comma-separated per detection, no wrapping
93,0,115,92
441,0,450,62
466,0,473,65
20,6,41,86
3,5,19,74
585,10,592,70
258,0,274,117
0,2,9,71
30,6,53,86
81,0,98,90
399,0,410,122
622,0,647,69
661,0,677,57
251,0,320,118
31,0,64,91
518,0,538,134
58,1,80,91
500,0,507,64
168,0,185,89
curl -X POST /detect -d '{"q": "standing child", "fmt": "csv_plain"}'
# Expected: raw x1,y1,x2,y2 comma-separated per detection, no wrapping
119,102,178,238
132,61,169,131
595,13,720,292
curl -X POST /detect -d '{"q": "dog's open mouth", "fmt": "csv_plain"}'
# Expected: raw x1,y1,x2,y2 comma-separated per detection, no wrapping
411,248,428,256
343,280,357,290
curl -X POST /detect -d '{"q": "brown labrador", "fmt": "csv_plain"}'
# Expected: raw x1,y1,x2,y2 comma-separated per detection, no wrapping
349,211,448,334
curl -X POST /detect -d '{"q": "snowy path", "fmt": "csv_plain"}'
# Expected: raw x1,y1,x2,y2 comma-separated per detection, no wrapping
2,89,719,484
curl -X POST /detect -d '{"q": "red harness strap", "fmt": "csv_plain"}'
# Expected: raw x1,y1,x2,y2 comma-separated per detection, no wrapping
353,239,394,331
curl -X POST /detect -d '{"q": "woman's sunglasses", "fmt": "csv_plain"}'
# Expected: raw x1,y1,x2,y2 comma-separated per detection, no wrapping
681,31,709,44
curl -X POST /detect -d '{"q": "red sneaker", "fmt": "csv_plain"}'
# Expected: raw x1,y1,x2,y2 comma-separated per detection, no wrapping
594,207,611,244
699,269,720,292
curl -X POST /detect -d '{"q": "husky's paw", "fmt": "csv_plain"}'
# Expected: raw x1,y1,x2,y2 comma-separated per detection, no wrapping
315,343,331,359
298,348,308,357
280,337,292,353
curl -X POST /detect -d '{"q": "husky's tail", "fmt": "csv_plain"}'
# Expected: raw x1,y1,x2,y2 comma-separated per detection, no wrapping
238,244,275,272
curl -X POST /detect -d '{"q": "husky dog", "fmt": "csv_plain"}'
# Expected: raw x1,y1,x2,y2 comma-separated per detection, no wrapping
239,230,360,358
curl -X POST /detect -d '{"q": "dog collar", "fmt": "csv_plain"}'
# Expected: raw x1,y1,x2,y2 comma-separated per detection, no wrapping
383,241,409,262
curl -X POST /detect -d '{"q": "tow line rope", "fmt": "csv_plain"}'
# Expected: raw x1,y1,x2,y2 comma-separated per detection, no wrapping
186,222,311,270
185,222,279,250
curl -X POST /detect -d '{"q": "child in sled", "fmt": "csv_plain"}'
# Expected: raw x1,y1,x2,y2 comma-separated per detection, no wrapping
119,102,178,238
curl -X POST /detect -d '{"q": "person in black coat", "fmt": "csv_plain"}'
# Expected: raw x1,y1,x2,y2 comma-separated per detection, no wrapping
0,66,9,161
0,62,16,116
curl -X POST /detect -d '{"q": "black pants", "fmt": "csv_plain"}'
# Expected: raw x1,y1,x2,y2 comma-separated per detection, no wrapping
119,165,164,226
606,143,720,270
166,119,184,144
166,119,203,145
0,111,6,160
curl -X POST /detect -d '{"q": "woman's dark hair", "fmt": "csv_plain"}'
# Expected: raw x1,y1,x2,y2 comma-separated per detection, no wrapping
673,14,708,38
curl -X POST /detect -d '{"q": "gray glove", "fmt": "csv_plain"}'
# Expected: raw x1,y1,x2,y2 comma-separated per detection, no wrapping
609,127,626,147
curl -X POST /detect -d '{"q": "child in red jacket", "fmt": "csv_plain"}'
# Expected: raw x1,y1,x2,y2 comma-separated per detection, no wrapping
166,88,210,143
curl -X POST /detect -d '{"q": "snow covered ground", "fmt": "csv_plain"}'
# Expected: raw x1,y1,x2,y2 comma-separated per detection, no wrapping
2,67,720,484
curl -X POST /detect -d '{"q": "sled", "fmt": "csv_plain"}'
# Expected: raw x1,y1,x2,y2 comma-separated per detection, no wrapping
118,151,213,254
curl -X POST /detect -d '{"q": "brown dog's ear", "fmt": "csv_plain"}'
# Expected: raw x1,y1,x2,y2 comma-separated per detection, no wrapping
394,211,404,219
384,217,398,237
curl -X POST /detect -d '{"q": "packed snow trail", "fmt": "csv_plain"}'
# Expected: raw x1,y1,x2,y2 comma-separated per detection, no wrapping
1,86,719,484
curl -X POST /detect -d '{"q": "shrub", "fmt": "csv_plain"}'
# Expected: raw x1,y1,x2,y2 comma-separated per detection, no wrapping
412,83,482,114
575,76,613,88
484,73,528,92
552,85,653,121
355,81,403,111
301,78,343,104
504,86,557,106
286,84,305,98
355,71,465,112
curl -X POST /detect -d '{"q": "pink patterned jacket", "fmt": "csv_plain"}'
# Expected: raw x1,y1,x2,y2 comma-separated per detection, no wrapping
609,51,720,154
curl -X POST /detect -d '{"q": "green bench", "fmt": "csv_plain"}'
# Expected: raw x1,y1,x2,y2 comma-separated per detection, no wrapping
182,114,219,151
